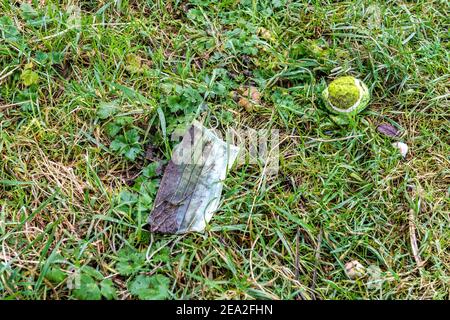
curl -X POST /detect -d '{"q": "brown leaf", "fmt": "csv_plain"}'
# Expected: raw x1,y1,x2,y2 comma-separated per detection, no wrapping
242,86,261,104
237,86,261,112
377,123,400,137
238,97,253,112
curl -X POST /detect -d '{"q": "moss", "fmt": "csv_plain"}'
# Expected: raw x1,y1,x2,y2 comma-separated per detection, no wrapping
327,76,360,109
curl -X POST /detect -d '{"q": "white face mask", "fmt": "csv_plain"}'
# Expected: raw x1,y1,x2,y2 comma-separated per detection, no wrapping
149,120,239,234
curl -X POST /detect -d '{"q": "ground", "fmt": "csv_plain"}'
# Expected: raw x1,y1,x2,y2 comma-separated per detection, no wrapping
0,1,449,300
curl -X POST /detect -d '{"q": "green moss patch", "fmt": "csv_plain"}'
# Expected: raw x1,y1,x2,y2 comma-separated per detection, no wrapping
328,76,360,109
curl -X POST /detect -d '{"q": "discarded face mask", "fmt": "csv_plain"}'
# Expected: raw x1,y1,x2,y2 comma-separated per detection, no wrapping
148,120,240,234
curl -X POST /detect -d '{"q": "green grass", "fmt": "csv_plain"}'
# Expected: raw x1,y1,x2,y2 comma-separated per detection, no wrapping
0,0,448,300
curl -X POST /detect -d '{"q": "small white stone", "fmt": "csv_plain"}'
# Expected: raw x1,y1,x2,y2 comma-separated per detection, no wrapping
345,260,366,280
392,141,408,158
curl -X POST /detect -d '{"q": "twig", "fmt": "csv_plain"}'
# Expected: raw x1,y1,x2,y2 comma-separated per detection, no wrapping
305,134,364,143
295,228,300,280
294,228,307,300
0,101,30,111
284,134,363,143
310,229,323,299
408,209,424,268
0,66,19,84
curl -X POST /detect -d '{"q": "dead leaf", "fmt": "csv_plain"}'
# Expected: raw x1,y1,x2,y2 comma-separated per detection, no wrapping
238,97,253,112
377,123,400,137
237,86,261,112
242,86,261,104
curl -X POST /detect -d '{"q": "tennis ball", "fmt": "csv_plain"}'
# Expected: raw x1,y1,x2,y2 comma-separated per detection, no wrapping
322,76,370,115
